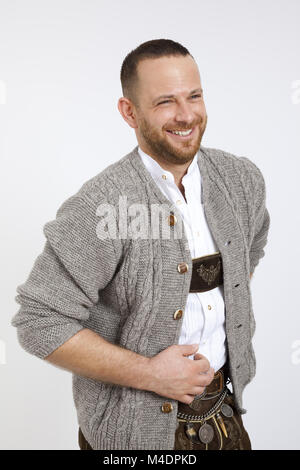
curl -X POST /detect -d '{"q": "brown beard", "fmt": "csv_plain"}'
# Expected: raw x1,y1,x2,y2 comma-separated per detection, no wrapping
137,115,207,165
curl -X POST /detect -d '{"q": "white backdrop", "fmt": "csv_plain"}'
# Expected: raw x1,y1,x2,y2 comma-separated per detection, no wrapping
1,0,299,450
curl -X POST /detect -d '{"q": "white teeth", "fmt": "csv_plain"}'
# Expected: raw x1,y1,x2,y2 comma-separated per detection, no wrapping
169,128,192,136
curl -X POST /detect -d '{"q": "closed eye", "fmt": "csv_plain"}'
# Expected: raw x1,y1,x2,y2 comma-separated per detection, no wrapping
157,94,202,105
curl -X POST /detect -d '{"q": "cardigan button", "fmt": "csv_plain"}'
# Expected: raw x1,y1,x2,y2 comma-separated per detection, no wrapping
177,262,188,274
167,214,177,226
161,402,173,413
173,309,184,320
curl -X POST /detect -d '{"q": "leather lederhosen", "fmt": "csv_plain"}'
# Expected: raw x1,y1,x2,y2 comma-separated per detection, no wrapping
190,251,223,293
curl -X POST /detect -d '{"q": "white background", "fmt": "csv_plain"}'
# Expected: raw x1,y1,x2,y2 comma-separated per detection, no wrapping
1,0,299,450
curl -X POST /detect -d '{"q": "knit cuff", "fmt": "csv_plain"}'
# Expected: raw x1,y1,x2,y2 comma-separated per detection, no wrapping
15,320,85,360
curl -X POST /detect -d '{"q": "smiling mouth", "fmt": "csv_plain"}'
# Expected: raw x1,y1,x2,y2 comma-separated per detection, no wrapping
166,127,196,139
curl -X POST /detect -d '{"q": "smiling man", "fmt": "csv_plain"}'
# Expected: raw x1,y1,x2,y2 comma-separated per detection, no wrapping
11,39,270,450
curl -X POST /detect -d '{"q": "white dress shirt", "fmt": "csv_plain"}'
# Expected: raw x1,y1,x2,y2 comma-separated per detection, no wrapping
138,145,227,372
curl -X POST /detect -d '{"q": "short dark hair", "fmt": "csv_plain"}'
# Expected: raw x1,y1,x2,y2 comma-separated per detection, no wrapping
120,39,194,108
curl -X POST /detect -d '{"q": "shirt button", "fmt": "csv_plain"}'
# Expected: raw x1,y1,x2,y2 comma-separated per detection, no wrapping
161,402,173,413
173,309,184,320
167,214,177,226
162,174,167,180
176,200,182,205
177,262,189,274
208,305,212,310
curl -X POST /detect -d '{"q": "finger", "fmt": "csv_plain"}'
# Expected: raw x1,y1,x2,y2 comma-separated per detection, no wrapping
193,353,205,360
196,360,210,373
201,374,214,386
191,386,206,396
197,372,215,387
199,366,215,377
183,394,197,405
180,344,199,357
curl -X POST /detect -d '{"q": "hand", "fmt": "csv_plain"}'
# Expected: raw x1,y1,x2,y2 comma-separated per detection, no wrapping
146,344,215,404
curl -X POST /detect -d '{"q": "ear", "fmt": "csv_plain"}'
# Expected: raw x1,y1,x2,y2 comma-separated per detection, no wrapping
117,97,138,129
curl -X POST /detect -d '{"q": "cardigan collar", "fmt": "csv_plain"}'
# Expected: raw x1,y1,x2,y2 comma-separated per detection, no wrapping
136,145,200,186
128,144,207,206
127,143,241,262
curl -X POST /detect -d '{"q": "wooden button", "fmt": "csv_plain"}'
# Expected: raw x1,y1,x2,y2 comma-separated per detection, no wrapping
177,262,188,274
161,402,173,413
167,214,177,226
173,309,183,320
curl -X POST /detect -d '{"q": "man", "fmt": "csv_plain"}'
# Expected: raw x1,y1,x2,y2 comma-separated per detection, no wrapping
11,39,270,450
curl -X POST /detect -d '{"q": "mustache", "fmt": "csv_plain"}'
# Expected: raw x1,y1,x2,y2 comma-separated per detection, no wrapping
164,122,203,131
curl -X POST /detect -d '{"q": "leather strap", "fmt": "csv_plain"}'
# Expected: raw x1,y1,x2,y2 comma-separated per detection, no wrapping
204,361,230,396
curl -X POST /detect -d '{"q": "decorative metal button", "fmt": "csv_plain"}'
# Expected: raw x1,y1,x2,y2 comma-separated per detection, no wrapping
161,402,173,413
162,174,167,180
177,262,188,274
173,309,183,320
207,305,212,310
220,403,234,418
198,423,214,444
167,214,177,226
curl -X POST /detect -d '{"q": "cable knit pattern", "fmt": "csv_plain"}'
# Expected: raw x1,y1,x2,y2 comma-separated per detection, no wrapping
11,144,270,449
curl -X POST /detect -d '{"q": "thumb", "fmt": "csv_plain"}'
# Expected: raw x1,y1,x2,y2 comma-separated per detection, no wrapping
180,343,199,357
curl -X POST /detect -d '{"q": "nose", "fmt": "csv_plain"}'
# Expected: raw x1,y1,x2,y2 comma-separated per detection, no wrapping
173,100,194,125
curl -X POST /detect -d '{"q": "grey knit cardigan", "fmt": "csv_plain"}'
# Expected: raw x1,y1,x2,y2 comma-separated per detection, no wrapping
11,144,270,450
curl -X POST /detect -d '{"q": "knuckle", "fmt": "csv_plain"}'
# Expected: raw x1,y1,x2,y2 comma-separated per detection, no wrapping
202,364,210,373
202,358,210,368
183,395,193,405
203,376,211,386
202,375,211,386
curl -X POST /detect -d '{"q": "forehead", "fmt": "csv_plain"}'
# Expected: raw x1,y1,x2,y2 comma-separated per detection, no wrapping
136,55,201,101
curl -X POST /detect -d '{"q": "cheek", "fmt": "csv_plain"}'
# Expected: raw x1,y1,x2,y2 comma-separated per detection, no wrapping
156,110,176,127
200,102,207,115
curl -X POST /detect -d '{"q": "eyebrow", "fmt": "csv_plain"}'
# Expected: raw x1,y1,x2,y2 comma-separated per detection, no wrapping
152,88,203,105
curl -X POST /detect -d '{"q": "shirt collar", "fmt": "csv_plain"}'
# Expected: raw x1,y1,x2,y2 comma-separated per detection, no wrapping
137,145,199,184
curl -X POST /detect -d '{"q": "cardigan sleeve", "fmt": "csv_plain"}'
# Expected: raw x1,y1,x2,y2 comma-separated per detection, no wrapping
239,157,271,273
11,192,121,360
